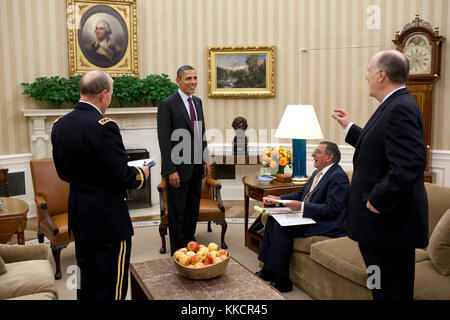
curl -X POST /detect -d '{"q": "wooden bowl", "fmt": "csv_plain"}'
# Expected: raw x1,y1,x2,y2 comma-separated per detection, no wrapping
173,255,231,280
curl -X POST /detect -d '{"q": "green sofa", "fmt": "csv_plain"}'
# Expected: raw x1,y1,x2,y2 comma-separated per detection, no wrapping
0,243,57,300
289,182,450,300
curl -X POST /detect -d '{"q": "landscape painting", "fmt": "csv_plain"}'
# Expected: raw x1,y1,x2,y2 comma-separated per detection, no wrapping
208,46,275,98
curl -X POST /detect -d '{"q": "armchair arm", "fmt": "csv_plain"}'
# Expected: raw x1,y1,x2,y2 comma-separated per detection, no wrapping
0,244,49,263
206,178,225,212
35,195,59,236
157,181,166,217
206,178,221,188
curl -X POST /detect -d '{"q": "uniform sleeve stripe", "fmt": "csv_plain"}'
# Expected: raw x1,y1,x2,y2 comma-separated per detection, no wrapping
136,167,145,190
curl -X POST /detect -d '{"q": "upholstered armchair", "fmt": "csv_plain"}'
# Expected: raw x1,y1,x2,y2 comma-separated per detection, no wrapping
30,158,73,280
157,164,228,254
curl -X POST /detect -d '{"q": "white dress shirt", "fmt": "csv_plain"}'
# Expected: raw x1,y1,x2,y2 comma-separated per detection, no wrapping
178,89,198,121
299,163,334,214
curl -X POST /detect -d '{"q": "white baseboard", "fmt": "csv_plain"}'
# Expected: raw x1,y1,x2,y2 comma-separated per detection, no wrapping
1,147,449,217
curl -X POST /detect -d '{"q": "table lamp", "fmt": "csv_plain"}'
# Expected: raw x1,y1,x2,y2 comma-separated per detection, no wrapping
275,105,324,183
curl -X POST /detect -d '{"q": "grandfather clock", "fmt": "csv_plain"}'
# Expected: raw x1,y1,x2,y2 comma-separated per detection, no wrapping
393,15,445,183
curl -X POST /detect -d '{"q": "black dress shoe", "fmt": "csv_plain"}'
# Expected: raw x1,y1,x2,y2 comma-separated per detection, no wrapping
269,277,293,293
255,268,275,281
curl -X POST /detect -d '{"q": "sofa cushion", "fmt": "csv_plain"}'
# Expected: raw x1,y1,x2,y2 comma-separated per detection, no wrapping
426,209,450,276
0,259,56,300
0,256,6,275
414,260,450,300
415,249,429,263
310,237,368,287
8,292,57,300
293,236,331,254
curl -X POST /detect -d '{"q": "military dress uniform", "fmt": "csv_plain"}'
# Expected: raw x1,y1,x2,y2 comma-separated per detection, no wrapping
51,101,146,300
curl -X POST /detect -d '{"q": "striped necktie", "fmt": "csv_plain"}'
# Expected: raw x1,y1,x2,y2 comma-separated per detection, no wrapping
303,171,323,202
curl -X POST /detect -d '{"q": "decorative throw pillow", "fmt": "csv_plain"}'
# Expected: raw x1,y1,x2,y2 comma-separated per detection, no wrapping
427,209,450,276
0,256,6,275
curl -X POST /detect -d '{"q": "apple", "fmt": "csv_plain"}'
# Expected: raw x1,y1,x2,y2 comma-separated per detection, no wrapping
204,259,211,266
208,242,219,252
178,254,190,266
190,254,202,265
178,248,188,254
219,255,228,261
187,241,199,252
197,250,208,262
213,257,222,264
206,251,217,264
198,247,209,256
217,249,229,257
186,251,196,258
193,262,205,268
198,244,206,249
173,250,184,261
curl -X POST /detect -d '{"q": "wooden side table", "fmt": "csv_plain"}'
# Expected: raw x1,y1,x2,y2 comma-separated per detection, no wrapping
0,197,29,245
242,175,305,254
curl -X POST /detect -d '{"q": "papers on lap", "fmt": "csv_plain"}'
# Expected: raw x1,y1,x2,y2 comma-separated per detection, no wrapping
127,158,156,168
254,206,316,227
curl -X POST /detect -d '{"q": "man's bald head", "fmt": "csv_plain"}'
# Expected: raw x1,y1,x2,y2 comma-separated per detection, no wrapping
80,70,113,97
373,50,410,84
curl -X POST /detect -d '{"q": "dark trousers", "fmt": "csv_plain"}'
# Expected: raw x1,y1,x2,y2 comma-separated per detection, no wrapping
75,238,131,300
166,165,203,255
358,243,415,300
258,216,305,278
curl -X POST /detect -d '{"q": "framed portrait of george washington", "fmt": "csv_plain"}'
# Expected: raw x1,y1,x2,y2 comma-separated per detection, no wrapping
208,46,276,98
67,0,138,77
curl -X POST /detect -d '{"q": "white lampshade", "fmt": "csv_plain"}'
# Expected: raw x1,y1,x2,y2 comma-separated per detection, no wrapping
275,105,324,140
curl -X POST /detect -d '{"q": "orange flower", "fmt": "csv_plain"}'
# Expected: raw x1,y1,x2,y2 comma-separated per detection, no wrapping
279,157,287,166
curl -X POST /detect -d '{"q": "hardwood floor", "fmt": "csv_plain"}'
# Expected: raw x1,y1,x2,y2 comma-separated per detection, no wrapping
8,200,262,243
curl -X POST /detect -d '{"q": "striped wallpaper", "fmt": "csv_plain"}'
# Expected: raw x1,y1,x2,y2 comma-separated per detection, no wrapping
0,0,449,155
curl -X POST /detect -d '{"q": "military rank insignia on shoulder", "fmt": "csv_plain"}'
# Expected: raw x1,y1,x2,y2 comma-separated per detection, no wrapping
53,116,62,124
98,117,116,126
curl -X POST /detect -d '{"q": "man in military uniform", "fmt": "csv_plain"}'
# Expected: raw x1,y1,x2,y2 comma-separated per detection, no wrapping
84,19,123,68
51,70,149,300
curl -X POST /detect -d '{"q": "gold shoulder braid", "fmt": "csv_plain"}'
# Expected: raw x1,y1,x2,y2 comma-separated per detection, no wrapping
98,117,116,125
53,116,62,124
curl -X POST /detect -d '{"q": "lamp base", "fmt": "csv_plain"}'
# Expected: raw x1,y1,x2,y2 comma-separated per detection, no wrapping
291,177,309,185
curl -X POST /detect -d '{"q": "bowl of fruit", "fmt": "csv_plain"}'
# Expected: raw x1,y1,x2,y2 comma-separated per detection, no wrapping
173,241,230,280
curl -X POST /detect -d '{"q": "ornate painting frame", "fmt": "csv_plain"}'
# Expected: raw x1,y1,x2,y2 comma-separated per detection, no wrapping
208,46,275,98
67,0,138,77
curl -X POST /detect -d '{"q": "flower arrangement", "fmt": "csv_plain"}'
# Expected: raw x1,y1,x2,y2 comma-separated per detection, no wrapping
261,147,292,175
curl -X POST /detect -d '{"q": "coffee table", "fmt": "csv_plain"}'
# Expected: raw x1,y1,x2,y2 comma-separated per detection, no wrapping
130,257,287,300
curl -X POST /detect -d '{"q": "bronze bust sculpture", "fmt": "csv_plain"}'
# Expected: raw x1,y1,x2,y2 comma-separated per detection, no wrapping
232,116,248,155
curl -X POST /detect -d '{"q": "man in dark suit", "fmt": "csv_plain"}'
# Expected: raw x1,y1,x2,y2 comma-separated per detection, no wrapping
257,141,349,292
51,70,149,300
157,65,209,255
332,50,428,300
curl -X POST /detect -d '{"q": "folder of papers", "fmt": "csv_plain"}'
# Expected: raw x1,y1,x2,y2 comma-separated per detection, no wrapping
254,205,316,227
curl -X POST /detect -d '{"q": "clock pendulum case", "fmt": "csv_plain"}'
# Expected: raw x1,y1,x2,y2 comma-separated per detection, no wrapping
393,14,446,183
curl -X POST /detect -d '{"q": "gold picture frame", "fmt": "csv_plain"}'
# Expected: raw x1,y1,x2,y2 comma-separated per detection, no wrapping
67,0,138,77
208,46,275,98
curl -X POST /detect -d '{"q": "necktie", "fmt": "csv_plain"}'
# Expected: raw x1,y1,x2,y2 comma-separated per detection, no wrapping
188,97,196,128
303,171,323,202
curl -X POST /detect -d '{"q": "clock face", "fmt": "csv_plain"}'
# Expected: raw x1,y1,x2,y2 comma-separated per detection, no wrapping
404,34,432,75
